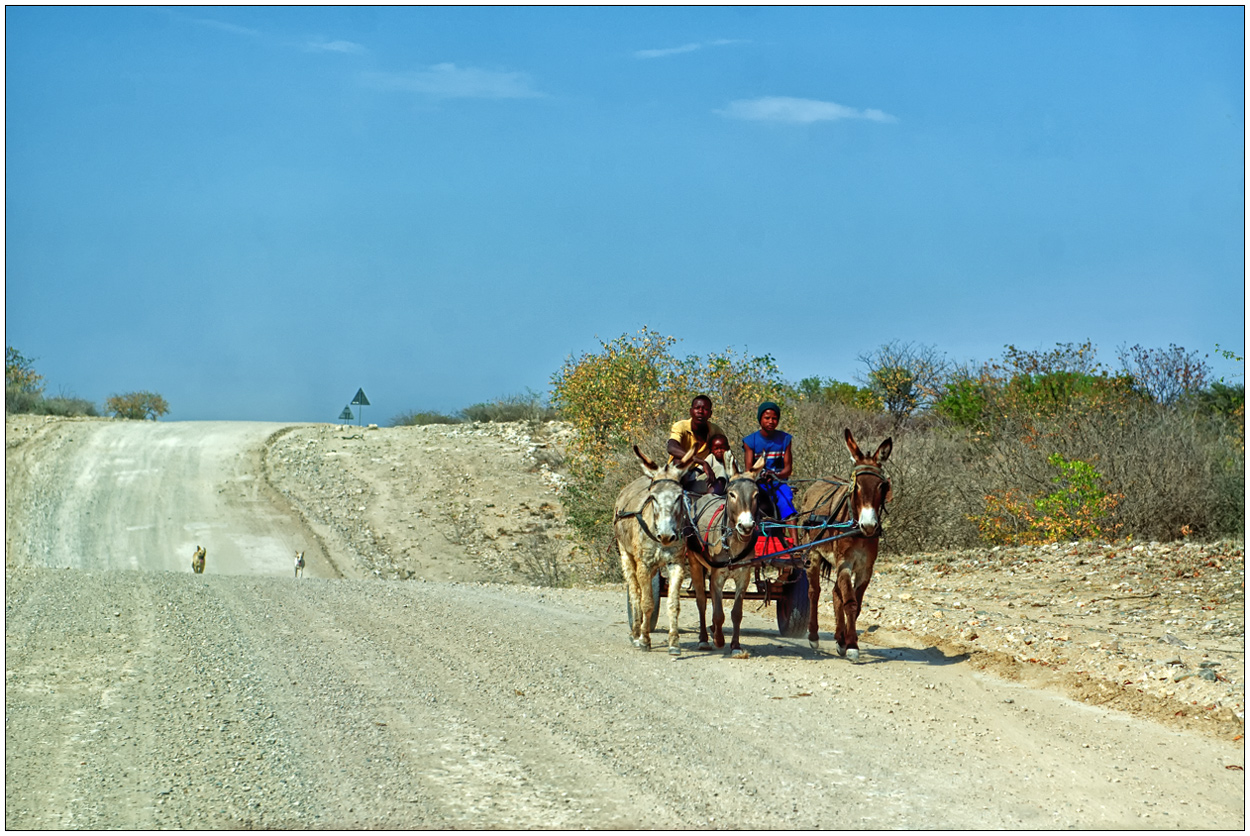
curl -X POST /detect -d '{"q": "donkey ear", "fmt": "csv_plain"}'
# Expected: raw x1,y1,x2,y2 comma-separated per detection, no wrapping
844,428,864,461
633,445,658,472
750,454,767,474
875,437,893,464
678,446,698,467
726,450,740,475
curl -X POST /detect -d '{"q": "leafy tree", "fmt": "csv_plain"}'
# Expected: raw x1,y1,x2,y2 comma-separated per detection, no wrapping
792,376,881,410
996,340,1104,377
936,342,1140,429
1117,343,1210,406
106,391,169,420
857,341,949,425
5,346,44,394
550,327,677,479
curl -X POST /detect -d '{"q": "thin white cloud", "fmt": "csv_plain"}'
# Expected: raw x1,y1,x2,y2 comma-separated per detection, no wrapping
635,43,702,59
717,96,897,125
189,17,260,37
634,38,749,59
307,39,367,55
363,63,545,99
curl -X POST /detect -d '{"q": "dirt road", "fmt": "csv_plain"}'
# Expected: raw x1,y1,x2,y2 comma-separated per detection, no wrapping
5,417,1245,829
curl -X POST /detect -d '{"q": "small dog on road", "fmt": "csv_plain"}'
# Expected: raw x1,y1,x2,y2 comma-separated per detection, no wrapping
294,550,305,579
191,545,206,574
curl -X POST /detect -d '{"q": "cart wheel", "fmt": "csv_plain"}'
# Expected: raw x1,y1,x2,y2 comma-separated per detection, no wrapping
626,573,663,633
776,570,810,638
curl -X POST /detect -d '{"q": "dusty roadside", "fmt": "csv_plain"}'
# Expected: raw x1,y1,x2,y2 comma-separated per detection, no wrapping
260,418,1246,739
4,414,1245,829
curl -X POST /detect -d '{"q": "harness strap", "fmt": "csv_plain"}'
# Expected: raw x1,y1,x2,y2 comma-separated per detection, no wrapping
615,478,684,545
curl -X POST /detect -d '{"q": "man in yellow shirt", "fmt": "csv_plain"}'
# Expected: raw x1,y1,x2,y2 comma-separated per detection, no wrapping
667,394,723,492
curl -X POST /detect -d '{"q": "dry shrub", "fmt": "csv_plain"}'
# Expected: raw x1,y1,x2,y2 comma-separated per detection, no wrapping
955,404,1243,544
784,403,978,554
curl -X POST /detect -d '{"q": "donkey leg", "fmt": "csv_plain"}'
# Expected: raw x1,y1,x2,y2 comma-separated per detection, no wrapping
806,562,822,650
635,563,656,650
845,579,872,662
835,570,858,660
728,571,749,658
620,549,643,646
690,561,712,650
710,573,727,649
665,561,684,655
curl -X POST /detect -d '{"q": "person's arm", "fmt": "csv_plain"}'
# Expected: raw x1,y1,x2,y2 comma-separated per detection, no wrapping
667,422,689,461
742,442,756,471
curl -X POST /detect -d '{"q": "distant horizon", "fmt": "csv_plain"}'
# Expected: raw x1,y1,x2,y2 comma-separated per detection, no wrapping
7,6,1243,423
14,331,1243,427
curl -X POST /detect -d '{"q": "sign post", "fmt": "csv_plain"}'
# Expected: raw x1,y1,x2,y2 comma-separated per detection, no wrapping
350,388,370,426
339,406,353,424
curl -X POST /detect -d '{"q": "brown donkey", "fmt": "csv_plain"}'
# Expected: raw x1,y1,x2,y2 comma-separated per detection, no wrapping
685,452,766,657
796,429,892,660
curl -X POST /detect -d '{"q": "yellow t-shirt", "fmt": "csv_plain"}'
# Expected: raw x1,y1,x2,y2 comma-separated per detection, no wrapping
668,418,725,462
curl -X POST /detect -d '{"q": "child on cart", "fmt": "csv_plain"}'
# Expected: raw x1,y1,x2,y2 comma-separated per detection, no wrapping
705,433,731,495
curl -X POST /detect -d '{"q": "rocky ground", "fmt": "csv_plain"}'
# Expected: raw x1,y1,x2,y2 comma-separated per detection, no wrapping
260,418,1245,740
262,420,577,585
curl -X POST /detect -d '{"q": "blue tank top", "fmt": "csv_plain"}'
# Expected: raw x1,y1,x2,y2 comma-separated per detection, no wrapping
742,430,791,475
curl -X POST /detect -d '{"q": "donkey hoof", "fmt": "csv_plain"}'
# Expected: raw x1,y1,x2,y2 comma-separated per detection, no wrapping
697,641,713,651
847,647,860,662
668,646,682,656
809,639,820,651
835,642,847,658
729,648,750,660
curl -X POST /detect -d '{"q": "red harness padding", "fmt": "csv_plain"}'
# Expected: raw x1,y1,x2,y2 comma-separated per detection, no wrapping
703,503,726,544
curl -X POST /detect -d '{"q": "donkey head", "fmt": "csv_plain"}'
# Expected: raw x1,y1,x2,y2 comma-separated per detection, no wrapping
633,445,698,546
725,451,768,539
844,428,893,537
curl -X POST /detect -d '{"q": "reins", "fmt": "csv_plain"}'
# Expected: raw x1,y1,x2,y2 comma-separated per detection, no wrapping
718,464,892,568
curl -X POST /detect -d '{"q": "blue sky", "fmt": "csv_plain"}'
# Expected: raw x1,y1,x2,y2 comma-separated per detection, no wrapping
6,6,1245,423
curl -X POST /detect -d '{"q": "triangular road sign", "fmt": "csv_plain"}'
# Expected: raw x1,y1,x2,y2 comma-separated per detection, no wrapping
339,406,354,421
351,388,370,406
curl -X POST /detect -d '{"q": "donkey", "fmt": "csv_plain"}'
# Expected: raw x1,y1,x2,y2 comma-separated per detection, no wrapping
797,429,892,660
685,452,766,657
294,550,305,578
614,445,699,654
191,545,206,574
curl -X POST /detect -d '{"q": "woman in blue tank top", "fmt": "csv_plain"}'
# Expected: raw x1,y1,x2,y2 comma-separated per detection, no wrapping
742,401,796,518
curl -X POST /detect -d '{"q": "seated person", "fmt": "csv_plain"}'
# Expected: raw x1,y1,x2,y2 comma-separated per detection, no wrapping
685,432,731,497
705,433,731,496
667,394,724,494
742,400,796,519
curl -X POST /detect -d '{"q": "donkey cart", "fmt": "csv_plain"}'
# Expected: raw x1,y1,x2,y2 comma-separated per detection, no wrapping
624,515,863,640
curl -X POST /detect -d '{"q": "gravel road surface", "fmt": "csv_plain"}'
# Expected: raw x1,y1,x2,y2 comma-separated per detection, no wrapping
5,417,1245,829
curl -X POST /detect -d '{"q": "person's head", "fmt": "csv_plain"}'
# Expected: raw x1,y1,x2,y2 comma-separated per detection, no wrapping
758,401,781,434
689,394,713,425
709,433,729,460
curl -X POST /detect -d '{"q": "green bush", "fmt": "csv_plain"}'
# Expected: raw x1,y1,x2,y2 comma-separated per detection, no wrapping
6,386,99,417
37,395,100,417
390,410,462,427
106,391,169,420
460,391,556,423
